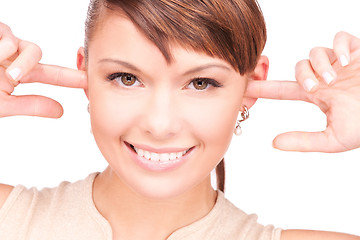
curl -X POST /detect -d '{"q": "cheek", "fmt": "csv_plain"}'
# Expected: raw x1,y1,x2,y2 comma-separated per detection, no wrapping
177,97,239,191
185,83,245,147
91,98,132,138
197,108,235,145
88,83,141,146
184,96,239,154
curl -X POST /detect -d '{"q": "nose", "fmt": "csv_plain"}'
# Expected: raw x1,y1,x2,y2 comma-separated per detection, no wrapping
141,88,182,140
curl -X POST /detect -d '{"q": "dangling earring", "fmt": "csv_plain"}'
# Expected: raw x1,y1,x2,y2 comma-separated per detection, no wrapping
234,105,249,136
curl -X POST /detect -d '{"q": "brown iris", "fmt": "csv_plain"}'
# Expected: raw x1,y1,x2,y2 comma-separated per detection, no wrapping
192,79,208,90
121,74,137,86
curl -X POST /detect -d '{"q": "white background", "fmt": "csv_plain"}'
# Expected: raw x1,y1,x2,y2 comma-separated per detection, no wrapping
0,0,359,236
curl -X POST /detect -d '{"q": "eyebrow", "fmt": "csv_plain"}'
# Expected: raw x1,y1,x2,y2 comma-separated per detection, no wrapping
183,64,231,75
98,58,141,72
98,58,231,75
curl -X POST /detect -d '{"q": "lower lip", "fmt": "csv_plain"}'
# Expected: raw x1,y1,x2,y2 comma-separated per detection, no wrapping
124,142,193,172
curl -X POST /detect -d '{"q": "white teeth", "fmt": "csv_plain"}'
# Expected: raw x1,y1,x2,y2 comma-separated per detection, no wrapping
144,150,151,160
169,153,177,160
160,153,170,162
151,152,160,161
133,146,189,162
138,148,144,157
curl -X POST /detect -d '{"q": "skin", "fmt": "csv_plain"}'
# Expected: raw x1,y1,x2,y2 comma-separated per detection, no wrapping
0,13,360,240
246,37,360,152
77,12,267,239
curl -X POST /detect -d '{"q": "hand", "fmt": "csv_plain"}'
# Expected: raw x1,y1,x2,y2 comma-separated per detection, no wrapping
0,22,87,118
246,32,360,153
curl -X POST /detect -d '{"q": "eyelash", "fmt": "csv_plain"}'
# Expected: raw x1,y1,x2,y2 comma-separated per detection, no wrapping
107,72,223,90
187,77,223,90
107,72,142,87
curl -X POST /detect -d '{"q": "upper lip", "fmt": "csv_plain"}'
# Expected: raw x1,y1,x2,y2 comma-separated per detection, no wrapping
126,141,193,154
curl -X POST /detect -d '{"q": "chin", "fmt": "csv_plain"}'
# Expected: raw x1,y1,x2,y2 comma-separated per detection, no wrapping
136,179,193,200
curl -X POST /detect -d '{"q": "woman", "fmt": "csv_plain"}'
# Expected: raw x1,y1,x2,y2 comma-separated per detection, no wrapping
0,0,359,239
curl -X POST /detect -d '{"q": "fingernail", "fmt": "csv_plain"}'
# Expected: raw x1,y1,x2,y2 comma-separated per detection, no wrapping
304,78,317,92
340,55,349,67
8,68,22,81
322,71,335,85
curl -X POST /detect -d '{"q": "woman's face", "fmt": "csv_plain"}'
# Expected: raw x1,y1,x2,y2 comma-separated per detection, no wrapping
83,12,249,199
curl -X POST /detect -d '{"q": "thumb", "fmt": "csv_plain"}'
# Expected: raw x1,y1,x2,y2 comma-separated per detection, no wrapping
273,130,342,153
1,95,63,118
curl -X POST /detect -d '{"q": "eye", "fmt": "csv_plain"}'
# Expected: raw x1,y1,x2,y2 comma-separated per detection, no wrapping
188,78,222,91
107,72,142,87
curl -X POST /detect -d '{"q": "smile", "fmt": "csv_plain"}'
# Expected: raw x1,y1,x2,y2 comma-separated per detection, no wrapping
125,141,194,172
130,144,190,162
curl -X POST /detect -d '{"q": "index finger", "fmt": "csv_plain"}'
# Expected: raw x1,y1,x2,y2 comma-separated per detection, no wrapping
245,80,308,101
20,64,87,89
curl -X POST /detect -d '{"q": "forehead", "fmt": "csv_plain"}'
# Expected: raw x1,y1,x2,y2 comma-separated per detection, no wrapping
93,12,160,56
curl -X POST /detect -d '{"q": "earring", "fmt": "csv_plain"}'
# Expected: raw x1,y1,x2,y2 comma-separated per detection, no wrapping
234,105,249,136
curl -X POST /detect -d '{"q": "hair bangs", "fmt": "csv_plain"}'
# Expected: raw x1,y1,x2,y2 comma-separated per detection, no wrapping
87,0,266,75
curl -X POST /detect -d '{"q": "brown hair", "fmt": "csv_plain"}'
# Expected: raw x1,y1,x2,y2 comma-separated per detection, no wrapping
84,0,267,192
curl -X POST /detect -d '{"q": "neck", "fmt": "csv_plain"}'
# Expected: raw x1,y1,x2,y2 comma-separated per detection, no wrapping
93,167,217,240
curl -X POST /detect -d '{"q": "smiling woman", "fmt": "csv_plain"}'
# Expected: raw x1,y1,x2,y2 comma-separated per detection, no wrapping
0,0,360,240
0,0,274,238
83,0,267,196
81,0,262,202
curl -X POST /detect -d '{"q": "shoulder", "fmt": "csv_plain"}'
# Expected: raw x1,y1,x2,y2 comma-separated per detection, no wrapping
28,173,99,209
281,230,360,240
210,191,282,240
170,191,282,240
0,173,106,238
0,184,14,209
0,173,98,219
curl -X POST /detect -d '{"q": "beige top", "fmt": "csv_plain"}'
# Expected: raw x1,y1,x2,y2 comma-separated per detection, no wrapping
0,173,282,240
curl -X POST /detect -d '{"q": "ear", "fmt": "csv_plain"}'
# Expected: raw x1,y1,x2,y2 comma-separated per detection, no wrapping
77,47,89,99
241,55,269,110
